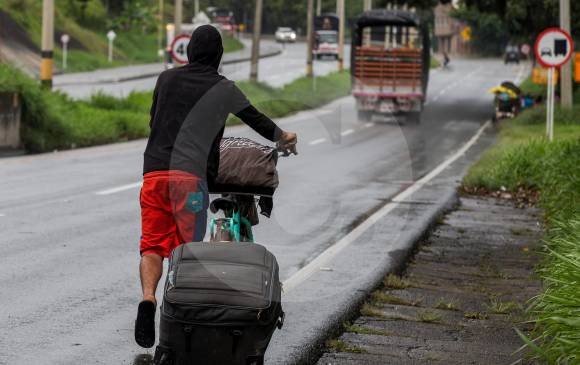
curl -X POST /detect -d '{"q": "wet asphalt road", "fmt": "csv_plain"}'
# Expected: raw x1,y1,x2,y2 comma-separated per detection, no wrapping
0,58,526,364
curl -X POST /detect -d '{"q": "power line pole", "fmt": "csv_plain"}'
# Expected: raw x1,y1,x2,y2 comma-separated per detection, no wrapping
250,0,263,82
316,0,321,16
40,0,54,88
337,0,345,71
306,0,314,77
363,0,372,45
560,0,573,108
158,0,164,53
174,0,183,36
194,0,200,16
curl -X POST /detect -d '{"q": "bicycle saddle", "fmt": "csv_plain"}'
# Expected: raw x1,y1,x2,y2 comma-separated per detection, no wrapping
209,197,238,214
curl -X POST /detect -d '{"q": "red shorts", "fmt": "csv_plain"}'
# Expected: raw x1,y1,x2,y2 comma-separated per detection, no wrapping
140,170,208,258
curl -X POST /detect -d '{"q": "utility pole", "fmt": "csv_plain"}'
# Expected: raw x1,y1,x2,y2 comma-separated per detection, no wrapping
194,0,200,16
250,0,263,82
337,0,345,71
158,0,164,53
363,0,372,45
316,0,321,16
40,0,54,88
560,0,573,108
174,0,183,36
306,0,314,77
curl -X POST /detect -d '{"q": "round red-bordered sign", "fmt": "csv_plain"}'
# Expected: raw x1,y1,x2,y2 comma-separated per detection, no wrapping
534,27,574,68
170,34,191,64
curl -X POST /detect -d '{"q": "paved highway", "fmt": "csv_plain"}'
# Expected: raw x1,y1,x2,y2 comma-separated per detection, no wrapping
0,58,526,364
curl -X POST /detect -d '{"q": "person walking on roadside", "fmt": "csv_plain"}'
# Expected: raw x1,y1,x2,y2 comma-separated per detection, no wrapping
134,25,297,348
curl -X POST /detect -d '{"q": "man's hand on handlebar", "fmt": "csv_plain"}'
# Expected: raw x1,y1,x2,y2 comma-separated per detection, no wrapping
277,131,298,156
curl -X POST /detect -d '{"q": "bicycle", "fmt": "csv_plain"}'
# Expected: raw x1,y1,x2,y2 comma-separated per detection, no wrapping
208,142,296,243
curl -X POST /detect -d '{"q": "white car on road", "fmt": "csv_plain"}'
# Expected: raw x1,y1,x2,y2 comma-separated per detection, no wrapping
275,27,297,43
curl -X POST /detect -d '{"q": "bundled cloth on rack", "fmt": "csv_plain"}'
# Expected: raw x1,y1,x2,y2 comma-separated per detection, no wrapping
209,137,279,217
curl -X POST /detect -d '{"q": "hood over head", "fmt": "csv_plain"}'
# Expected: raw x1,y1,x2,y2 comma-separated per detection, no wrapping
187,25,224,69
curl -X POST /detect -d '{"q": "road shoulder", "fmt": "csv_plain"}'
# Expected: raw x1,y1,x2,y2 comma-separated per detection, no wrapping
317,195,542,364
266,122,498,364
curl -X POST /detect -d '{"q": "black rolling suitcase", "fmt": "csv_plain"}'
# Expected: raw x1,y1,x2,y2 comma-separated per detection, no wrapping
154,242,284,365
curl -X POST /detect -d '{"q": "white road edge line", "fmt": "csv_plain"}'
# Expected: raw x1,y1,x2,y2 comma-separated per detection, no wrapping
283,120,492,293
309,138,327,146
95,182,142,195
341,129,354,136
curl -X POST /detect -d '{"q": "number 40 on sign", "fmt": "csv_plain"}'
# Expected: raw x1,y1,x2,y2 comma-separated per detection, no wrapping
170,35,191,64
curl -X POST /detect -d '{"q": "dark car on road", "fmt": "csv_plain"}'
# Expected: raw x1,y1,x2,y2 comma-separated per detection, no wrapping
504,45,520,64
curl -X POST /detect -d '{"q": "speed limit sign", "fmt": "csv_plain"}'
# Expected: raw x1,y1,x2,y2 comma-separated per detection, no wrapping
170,35,191,64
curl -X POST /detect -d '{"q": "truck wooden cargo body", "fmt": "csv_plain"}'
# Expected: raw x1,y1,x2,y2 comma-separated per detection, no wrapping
351,10,430,122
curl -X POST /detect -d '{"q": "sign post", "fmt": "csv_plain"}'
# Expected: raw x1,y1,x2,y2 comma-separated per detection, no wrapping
170,34,191,65
107,30,117,63
60,34,70,70
534,28,574,141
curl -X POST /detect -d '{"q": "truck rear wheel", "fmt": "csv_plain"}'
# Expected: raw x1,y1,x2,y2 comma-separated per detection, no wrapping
357,110,373,122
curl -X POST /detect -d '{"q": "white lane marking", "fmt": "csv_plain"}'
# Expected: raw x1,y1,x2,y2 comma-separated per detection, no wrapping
283,120,492,293
363,123,373,128
428,66,482,104
95,182,142,195
341,129,354,136
309,138,327,146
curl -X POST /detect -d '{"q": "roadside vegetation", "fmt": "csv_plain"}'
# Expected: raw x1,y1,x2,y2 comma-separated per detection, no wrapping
0,63,350,152
463,99,580,362
0,0,242,73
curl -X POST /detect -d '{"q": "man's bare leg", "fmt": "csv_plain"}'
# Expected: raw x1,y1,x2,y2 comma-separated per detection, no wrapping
135,253,163,348
140,253,163,304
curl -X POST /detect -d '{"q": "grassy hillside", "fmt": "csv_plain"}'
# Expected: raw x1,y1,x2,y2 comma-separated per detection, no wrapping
0,0,243,73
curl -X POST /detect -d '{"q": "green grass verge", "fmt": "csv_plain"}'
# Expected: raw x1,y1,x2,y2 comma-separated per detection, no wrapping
1,64,350,152
463,105,580,363
430,57,441,69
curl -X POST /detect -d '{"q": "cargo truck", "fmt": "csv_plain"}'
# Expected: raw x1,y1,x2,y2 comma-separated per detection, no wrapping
350,9,430,122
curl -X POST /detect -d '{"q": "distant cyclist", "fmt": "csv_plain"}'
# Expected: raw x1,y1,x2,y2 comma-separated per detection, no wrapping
442,51,450,69
135,25,297,348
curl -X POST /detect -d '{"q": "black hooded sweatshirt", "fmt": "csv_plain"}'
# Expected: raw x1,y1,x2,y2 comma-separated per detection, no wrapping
143,25,283,184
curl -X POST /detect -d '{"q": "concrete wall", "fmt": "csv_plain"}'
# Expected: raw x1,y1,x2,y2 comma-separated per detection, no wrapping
0,93,22,149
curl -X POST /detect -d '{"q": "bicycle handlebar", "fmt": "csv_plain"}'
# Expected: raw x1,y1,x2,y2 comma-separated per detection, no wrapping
276,141,298,157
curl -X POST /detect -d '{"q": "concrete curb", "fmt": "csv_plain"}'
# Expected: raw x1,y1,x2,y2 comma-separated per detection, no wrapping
267,122,496,364
54,48,282,87
280,188,460,365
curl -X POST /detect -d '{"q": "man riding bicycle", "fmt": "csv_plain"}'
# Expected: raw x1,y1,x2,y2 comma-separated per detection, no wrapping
135,25,297,349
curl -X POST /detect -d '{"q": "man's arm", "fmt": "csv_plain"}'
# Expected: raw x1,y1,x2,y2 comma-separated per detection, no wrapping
230,81,297,152
235,105,282,141
235,105,297,153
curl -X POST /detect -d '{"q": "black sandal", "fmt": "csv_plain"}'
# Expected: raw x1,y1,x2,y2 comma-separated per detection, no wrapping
135,300,156,348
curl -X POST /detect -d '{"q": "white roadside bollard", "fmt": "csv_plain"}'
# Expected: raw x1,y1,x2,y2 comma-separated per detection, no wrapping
107,30,117,63
60,33,70,70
